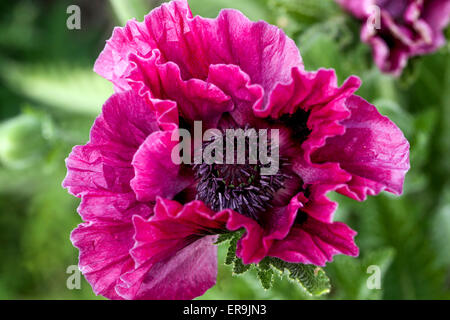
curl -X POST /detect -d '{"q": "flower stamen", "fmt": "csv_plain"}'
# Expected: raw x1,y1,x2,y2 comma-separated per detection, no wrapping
193,129,290,221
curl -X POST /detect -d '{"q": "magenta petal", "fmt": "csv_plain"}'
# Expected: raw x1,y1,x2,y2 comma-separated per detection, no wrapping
63,91,156,226
116,198,229,300
189,7,303,99
230,193,306,264
269,217,359,266
94,0,304,129
254,68,360,120
71,222,136,300
207,64,264,127
313,95,410,201
117,236,217,300
302,185,341,223
77,191,152,223
363,29,409,76
362,12,411,75
128,197,269,267
63,91,158,197
95,0,303,100
94,18,152,92
293,159,351,188
300,71,360,158
64,91,159,299
128,51,234,129
63,144,135,197
130,130,193,202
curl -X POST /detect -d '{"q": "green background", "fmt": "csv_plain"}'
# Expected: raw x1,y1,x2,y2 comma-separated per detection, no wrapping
0,0,449,299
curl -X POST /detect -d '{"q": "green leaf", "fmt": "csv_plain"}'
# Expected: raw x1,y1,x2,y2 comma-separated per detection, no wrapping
214,232,235,245
0,60,113,116
233,257,251,275
256,258,274,290
218,230,330,294
268,258,331,296
219,229,251,275
225,232,240,266
257,269,274,290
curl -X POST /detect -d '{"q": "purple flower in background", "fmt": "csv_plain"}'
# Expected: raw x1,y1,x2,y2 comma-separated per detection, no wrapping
63,0,410,300
337,0,450,75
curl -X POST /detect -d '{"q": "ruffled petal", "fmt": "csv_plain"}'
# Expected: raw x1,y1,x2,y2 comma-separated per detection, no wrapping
95,0,303,102
302,185,341,223
63,91,158,198
77,191,152,223
268,215,359,266
63,90,158,228
232,193,305,264
117,236,217,300
254,68,360,121
241,192,307,262
125,189,353,267
71,222,136,300
93,18,152,92
254,69,361,183
296,71,360,159
115,198,231,299
253,68,359,219
125,197,278,267
187,7,303,100
206,64,264,127
128,50,234,129
130,129,194,202
65,91,159,299
312,95,410,201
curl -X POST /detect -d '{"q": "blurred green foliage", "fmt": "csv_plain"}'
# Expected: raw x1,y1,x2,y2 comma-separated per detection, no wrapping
0,0,448,300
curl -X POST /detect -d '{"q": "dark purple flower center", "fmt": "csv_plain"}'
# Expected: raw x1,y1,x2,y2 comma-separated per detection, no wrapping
193,129,291,221
280,109,311,143
191,108,312,221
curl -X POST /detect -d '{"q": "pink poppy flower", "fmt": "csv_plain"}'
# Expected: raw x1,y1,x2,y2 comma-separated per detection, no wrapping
64,0,410,299
336,0,450,75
